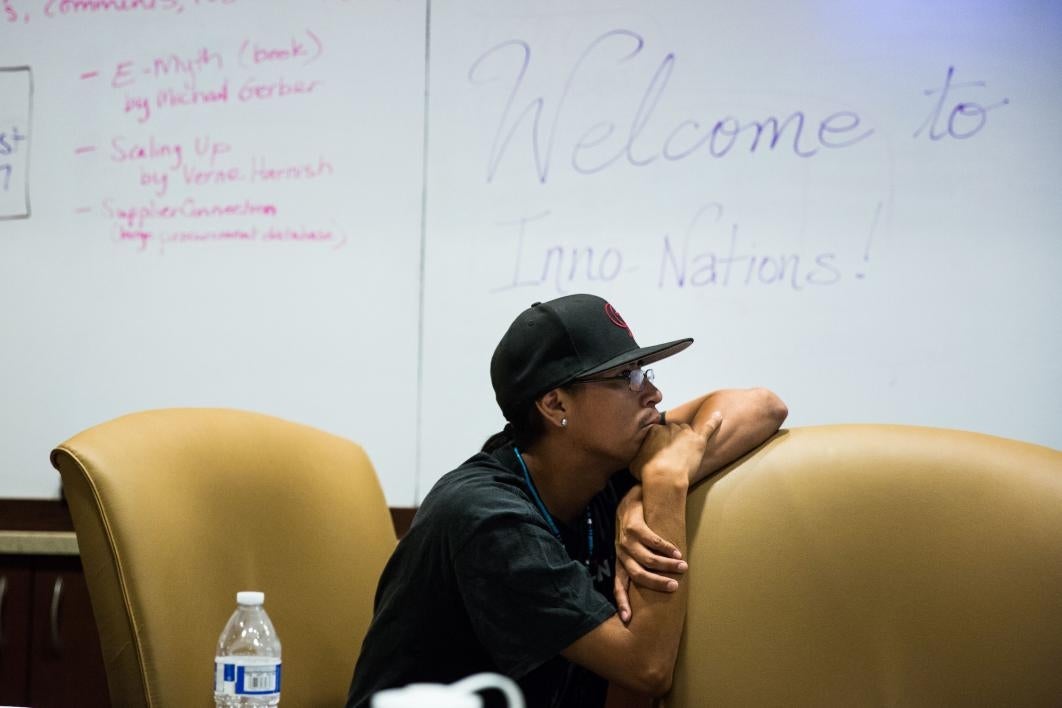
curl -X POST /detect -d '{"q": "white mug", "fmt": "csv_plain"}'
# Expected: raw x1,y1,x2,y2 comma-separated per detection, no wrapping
371,672,524,708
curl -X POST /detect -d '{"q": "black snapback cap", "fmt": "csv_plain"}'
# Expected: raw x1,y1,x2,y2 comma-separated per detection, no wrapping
490,294,693,420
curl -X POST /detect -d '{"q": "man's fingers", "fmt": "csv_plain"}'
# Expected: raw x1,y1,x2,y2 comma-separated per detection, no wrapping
620,525,685,570
620,503,680,558
622,554,680,593
695,410,723,439
630,546,688,574
613,560,631,624
630,570,680,593
627,524,681,560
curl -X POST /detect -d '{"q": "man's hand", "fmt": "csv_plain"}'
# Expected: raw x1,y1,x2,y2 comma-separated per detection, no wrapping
629,414,721,483
665,388,787,484
617,412,722,622
614,485,689,623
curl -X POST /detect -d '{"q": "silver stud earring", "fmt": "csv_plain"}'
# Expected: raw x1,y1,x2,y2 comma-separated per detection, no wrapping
561,417,568,428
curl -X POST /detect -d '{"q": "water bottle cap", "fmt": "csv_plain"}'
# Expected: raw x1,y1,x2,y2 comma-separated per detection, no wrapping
236,591,265,606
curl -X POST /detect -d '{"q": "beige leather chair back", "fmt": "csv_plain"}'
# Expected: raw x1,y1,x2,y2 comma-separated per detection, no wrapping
668,425,1062,707
51,408,397,708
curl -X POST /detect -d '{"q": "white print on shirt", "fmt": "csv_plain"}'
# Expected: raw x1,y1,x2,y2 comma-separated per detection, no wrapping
591,558,612,585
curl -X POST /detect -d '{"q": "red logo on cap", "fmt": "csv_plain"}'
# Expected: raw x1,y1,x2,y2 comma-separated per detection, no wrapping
604,303,634,338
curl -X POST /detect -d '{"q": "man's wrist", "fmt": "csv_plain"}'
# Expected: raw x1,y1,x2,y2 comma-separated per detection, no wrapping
640,465,690,491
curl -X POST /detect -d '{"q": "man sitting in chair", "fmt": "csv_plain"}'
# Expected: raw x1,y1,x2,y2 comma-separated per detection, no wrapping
347,294,787,707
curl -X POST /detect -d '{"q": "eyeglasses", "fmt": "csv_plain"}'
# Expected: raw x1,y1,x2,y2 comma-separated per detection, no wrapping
571,367,655,392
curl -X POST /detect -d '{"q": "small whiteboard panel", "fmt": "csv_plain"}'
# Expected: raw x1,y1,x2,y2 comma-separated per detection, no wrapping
0,1,426,502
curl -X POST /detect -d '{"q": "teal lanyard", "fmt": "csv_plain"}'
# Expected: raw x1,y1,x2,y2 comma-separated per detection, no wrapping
513,447,594,565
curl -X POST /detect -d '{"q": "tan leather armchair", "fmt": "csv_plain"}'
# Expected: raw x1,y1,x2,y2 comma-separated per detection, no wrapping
51,408,396,708
667,425,1062,707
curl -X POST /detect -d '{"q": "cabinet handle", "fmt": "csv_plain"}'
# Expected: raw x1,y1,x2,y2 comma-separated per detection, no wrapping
0,575,7,646
49,576,64,652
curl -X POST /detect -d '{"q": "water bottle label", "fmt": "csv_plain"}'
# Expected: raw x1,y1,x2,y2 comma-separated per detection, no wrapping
215,656,282,696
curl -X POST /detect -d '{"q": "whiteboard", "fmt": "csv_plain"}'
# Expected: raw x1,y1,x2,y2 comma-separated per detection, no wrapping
419,0,1062,496
2,1,1060,505
0,1,427,501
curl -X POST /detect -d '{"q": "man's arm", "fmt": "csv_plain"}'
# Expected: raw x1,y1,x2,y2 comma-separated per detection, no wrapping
665,387,787,484
613,388,787,614
560,416,719,696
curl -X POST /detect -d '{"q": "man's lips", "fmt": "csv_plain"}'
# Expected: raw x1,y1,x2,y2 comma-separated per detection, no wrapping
642,409,662,427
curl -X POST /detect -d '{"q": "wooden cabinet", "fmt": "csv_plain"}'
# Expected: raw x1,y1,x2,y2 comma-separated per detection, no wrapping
0,555,109,708
0,562,31,703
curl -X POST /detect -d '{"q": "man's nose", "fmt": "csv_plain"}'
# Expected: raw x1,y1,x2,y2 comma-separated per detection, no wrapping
642,379,663,407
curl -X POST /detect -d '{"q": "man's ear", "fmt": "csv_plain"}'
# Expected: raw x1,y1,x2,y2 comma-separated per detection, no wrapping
535,389,568,430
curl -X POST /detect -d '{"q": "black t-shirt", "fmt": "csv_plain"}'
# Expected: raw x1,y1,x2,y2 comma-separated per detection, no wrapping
346,446,635,708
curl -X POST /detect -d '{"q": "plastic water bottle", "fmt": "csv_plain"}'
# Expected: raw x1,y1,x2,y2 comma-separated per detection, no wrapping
214,591,282,707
